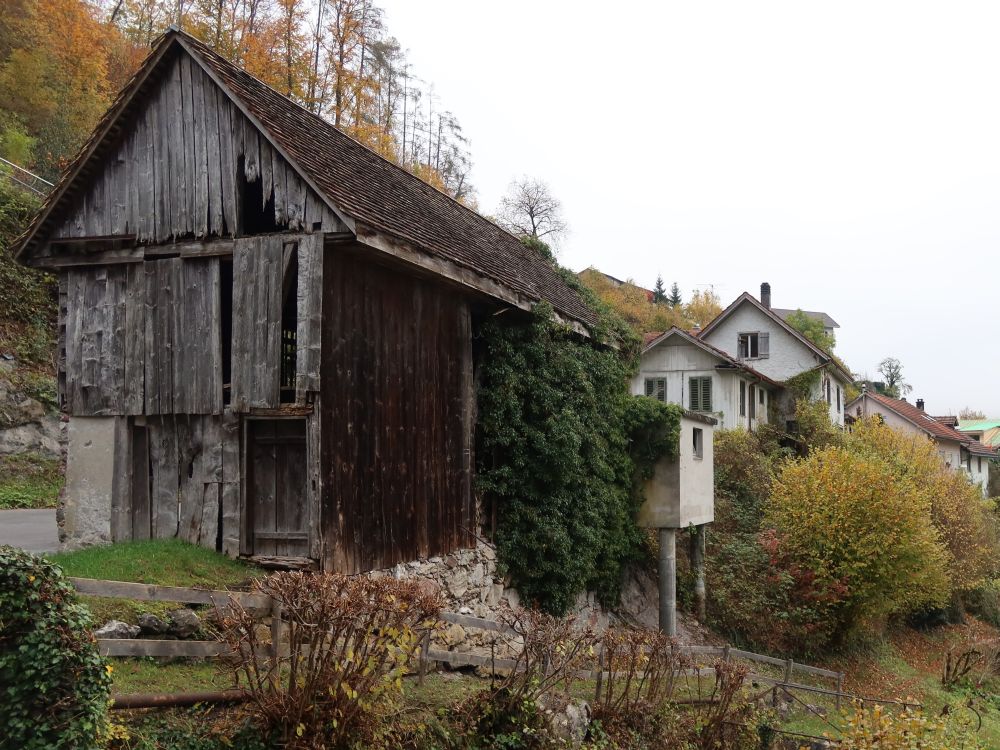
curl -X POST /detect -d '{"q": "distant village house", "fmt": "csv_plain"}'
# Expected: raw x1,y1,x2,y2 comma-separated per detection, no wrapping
634,283,852,430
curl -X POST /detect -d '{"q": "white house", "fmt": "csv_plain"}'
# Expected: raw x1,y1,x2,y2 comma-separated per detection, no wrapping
632,327,779,430
635,283,852,430
697,283,853,427
846,391,996,496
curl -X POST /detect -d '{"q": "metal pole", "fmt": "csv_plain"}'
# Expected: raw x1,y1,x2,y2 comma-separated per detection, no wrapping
658,527,676,636
691,524,706,623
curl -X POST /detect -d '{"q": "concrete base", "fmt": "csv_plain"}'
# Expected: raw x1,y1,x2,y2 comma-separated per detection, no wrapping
60,417,116,550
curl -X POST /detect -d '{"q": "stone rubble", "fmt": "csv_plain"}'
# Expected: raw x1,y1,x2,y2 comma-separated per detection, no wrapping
95,620,141,639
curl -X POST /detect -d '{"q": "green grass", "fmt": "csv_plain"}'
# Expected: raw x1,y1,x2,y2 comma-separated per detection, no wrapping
0,452,62,508
48,539,259,625
112,659,234,694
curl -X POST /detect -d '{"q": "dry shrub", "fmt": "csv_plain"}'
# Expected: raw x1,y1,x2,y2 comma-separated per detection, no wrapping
220,572,442,749
457,608,598,747
943,639,1000,687
593,629,761,750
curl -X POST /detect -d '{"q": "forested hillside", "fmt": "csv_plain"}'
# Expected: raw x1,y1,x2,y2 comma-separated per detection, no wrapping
0,0,474,199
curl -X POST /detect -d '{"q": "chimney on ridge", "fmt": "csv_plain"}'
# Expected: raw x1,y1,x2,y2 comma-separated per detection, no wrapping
760,282,771,309
916,398,925,411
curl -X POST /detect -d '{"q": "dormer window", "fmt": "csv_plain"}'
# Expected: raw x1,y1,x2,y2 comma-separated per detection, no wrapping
737,332,769,360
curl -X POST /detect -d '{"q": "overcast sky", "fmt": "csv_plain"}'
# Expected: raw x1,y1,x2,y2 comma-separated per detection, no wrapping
380,0,1000,416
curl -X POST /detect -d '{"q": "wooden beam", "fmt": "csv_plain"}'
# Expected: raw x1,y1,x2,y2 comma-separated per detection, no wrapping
351,224,592,338
69,577,271,609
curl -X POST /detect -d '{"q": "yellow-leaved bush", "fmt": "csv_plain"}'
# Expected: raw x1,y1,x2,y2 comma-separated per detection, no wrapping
835,702,982,750
766,446,950,643
848,419,999,592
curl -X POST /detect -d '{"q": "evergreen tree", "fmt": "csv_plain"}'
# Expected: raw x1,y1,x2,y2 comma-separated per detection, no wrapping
652,274,666,303
668,281,682,308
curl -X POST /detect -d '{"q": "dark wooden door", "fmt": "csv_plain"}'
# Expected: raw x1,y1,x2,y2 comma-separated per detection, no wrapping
246,419,309,557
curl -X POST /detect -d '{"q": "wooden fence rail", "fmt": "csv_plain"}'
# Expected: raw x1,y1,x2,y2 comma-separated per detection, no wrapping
72,576,872,715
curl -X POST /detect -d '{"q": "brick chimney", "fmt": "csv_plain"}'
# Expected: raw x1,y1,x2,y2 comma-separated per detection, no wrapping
916,398,925,411
760,282,771,309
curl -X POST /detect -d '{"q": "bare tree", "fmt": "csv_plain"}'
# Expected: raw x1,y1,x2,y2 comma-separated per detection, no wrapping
878,357,912,399
496,176,567,243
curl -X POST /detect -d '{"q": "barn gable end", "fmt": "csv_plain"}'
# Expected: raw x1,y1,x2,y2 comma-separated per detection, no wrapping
29,44,345,260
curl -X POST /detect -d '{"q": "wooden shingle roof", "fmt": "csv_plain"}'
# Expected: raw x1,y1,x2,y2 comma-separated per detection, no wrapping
15,29,597,329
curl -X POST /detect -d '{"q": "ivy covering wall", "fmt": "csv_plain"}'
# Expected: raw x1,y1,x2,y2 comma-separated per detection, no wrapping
476,262,682,615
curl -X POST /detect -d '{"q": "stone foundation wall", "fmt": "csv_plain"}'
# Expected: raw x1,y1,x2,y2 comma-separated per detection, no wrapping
380,541,683,656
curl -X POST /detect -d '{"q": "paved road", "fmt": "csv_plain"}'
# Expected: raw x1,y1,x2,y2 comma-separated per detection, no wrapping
0,509,58,553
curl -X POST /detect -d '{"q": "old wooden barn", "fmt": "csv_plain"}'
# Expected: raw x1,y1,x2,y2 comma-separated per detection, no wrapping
14,28,595,572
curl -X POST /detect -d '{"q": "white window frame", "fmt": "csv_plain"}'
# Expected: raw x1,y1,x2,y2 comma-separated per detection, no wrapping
737,332,769,360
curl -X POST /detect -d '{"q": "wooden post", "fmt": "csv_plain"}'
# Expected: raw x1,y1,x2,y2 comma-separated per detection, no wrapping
783,658,794,684
722,645,731,663
268,598,283,688
658,528,677,636
594,646,604,704
690,524,707,623
418,630,430,687
836,672,844,712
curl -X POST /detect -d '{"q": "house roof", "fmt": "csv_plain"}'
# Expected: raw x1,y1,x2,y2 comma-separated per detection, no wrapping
959,419,1000,432
857,392,998,457
13,29,597,329
643,327,781,388
698,292,853,381
772,308,840,329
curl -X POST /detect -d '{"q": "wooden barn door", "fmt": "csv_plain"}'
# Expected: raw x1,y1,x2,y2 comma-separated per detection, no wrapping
246,418,309,558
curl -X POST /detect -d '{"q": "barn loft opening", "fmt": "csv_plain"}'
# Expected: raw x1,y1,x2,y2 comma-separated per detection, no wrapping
279,246,298,402
236,154,279,235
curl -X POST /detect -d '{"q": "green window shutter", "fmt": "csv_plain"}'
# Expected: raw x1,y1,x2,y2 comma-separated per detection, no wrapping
656,378,666,401
739,380,746,416
759,333,769,358
645,378,655,397
688,377,700,410
702,377,712,411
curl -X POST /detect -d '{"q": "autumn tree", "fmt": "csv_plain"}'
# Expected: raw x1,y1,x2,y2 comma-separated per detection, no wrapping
848,419,998,593
496,177,567,244
0,0,116,178
684,288,722,328
766,446,950,645
878,357,912,399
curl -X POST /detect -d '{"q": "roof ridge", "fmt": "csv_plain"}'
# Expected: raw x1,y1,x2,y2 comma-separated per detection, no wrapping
172,29,525,250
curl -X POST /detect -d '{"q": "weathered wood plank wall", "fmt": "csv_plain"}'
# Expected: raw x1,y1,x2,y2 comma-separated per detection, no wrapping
231,235,284,411
49,51,344,245
144,257,223,415
320,249,474,573
113,414,239,550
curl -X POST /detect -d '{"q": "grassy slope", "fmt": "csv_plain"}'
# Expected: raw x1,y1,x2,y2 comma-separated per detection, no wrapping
0,451,62,508
782,619,1000,747
49,538,259,625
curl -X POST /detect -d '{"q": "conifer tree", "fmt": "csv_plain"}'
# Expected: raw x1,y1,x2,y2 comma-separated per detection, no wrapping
668,282,682,308
652,274,666,303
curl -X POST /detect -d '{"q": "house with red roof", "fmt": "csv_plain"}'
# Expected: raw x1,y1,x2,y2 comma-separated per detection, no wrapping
846,391,997,496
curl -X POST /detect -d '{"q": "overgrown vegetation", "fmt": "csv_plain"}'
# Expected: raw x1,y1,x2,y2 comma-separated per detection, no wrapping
477,249,683,615
707,408,1000,656
0,179,56,366
0,451,62,508
0,546,111,749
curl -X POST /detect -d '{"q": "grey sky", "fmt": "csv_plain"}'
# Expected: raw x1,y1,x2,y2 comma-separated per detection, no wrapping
380,0,1000,415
